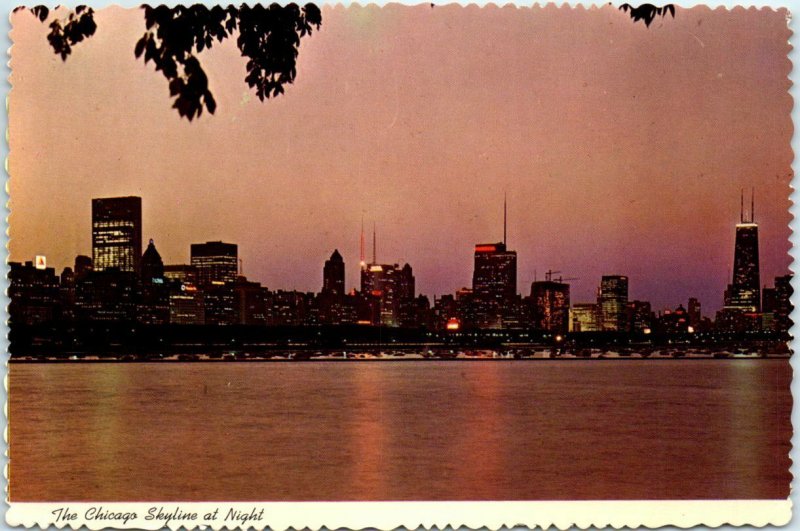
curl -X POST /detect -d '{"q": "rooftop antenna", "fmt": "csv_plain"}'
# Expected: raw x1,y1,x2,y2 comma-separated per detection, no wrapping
373,222,377,265
503,192,507,246
740,188,744,223
360,215,365,266
751,187,755,223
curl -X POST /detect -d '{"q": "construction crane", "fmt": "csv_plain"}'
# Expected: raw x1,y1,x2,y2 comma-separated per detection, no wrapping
544,269,578,283
554,276,579,283
544,269,560,281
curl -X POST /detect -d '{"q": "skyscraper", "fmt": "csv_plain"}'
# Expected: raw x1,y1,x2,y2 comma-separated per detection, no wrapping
763,275,793,333
599,275,628,331
141,239,165,283
361,262,416,327
322,249,345,296
359,228,415,326
190,241,238,285
773,274,793,333
320,249,354,325
724,191,761,313
626,300,653,333
530,280,570,333
74,255,93,280
687,297,701,329
8,260,61,325
471,197,517,328
473,242,518,302
92,196,142,273
139,239,169,325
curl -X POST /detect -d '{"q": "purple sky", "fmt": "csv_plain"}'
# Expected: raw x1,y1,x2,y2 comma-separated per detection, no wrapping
9,4,793,313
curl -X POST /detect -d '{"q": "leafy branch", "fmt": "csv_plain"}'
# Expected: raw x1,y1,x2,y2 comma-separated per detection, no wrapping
14,6,98,60
19,3,322,121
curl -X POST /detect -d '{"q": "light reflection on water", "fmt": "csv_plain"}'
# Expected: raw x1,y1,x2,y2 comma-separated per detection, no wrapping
8,360,791,501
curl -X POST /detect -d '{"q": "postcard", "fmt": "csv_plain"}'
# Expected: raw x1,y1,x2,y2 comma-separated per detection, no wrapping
4,2,795,529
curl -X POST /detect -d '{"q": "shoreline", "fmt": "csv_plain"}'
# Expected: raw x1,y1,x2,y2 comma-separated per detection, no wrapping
9,355,791,363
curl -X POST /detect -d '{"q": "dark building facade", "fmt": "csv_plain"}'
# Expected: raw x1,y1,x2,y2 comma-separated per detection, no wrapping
763,274,793,333
234,278,269,325
719,196,761,331
773,275,793,333
203,282,238,325
92,196,143,273
599,275,628,331
320,250,358,325
190,241,238,285
360,262,415,327
322,249,345,296
687,297,701,329
530,280,570,333
8,261,61,325
141,239,165,283
74,255,93,279
472,242,517,328
655,304,691,334
626,300,653,333
169,284,205,325
137,239,169,324
724,221,761,312
75,270,139,321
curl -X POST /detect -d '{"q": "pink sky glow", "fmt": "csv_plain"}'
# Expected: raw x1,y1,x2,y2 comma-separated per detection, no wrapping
8,4,793,313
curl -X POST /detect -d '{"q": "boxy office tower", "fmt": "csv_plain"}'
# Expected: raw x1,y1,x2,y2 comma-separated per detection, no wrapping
92,196,143,274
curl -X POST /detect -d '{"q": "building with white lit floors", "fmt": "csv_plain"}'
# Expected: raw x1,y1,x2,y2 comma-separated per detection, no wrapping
190,241,239,285
92,196,142,273
599,275,628,332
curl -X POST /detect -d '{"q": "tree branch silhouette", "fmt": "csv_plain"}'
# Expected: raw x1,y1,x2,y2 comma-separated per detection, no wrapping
18,3,672,119
619,4,676,27
17,3,322,121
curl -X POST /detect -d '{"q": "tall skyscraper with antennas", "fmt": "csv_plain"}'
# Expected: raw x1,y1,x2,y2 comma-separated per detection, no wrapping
720,189,761,330
359,224,415,327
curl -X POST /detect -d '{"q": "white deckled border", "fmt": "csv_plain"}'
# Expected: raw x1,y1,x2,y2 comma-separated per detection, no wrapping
4,500,793,530
2,2,797,530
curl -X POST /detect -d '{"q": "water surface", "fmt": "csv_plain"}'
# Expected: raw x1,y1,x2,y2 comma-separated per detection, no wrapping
9,360,791,501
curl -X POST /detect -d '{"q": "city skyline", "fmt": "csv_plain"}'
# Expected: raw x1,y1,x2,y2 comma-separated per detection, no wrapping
8,5,793,313
17,191,788,317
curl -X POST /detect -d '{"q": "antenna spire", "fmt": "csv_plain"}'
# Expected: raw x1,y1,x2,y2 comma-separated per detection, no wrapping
360,215,365,266
372,222,377,264
751,187,755,223
740,188,744,223
503,192,507,246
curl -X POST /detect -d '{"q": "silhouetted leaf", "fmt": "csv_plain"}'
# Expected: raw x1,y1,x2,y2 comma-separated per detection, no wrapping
134,36,146,58
168,77,184,96
32,6,49,22
205,91,217,114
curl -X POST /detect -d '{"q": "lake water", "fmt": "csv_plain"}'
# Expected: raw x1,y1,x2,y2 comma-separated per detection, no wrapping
8,360,792,501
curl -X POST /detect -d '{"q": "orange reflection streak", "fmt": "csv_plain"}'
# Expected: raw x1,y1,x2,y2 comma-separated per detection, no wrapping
348,365,390,499
449,363,504,499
